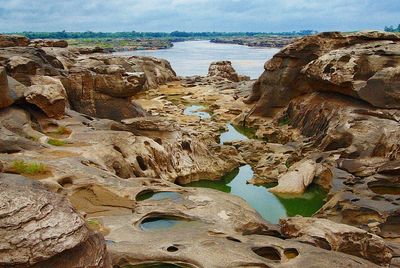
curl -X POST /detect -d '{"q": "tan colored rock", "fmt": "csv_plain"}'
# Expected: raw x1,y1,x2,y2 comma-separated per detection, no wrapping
0,174,109,267
30,39,68,48
0,34,30,47
208,60,240,82
126,56,177,89
25,76,67,118
0,67,23,108
280,217,393,266
269,159,316,194
0,47,64,86
249,31,400,116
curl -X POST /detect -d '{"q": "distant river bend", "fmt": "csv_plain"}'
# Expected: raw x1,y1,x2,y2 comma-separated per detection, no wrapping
114,40,279,79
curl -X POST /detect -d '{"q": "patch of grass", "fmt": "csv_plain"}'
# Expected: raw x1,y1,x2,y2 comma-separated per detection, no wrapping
86,219,102,231
28,136,39,142
48,139,67,146
285,159,292,169
12,160,48,175
54,126,71,135
278,114,290,126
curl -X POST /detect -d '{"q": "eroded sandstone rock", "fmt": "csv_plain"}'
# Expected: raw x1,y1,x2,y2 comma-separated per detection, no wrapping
208,60,240,82
0,34,30,47
248,31,400,116
280,217,393,266
0,66,26,108
0,174,111,268
25,76,67,118
269,159,317,194
30,39,68,48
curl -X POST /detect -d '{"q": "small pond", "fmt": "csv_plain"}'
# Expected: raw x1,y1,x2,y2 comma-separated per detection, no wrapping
182,105,327,223
184,165,326,224
183,105,254,144
183,105,211,119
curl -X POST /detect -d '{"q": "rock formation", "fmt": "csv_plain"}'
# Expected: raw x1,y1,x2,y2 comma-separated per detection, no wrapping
208,60,240,82
1,32,399,267
280,217,392,265
0,34,30,47
247,31,400,115
0,174,111,267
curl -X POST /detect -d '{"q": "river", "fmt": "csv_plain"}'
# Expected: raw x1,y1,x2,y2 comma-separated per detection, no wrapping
114,40,279,79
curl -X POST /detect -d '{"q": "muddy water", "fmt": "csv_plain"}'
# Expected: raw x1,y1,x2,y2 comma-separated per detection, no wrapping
183,105,327,224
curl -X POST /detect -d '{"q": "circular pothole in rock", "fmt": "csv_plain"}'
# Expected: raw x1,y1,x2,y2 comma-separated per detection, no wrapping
136,191,182,202
140,216,192,231
167,245,179,252
58,177,73,188
226,236,242,243
252,246,281,261
283,248,299,259
136,155,148,171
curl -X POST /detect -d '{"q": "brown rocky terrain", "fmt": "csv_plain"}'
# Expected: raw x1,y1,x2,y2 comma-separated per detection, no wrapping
0,32,399,267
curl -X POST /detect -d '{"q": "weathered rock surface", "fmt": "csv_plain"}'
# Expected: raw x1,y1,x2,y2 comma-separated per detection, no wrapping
269,159,316,194
0,47,64,86
0,34,30,47
30,39,68,48
0,66,25,108
248,31,400,116
1,33,399,267
0,174,111,267
280,217,392,265
25,75,67,118
208,60,240,82
0,36,177,121
62,55,176,120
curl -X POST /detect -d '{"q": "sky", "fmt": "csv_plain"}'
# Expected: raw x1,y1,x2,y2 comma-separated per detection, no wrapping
0,0,399,32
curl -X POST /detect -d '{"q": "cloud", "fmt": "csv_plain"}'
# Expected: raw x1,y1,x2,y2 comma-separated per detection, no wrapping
0,0,399,32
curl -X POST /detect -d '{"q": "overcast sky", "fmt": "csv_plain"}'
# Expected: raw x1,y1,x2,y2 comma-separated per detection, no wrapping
0,0,399,32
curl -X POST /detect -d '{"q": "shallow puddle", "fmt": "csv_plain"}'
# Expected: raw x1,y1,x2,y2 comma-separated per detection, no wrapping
183,105,254,143
184,165,326,224
183,105,211,119
219,123,250,144
140,216,195,231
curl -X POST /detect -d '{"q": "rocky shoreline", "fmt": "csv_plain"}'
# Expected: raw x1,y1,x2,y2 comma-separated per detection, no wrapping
210,36,297,48
0,31,399,267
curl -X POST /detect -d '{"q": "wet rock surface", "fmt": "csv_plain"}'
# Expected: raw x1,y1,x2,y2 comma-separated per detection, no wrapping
0,33,399,267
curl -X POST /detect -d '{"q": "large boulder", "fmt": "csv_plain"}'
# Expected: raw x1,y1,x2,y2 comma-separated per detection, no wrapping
248,31,400,116
25,75,67,118
0,47,64,86
0,66,25,108
208,60,240,82
0,34,30,47
0,174,111,267
269,159,317,194
280,217,393,266
126,56,177,88
62,55,176,121
63,57,147,121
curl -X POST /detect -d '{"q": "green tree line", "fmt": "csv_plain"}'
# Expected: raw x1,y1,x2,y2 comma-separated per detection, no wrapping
7,30,317,39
